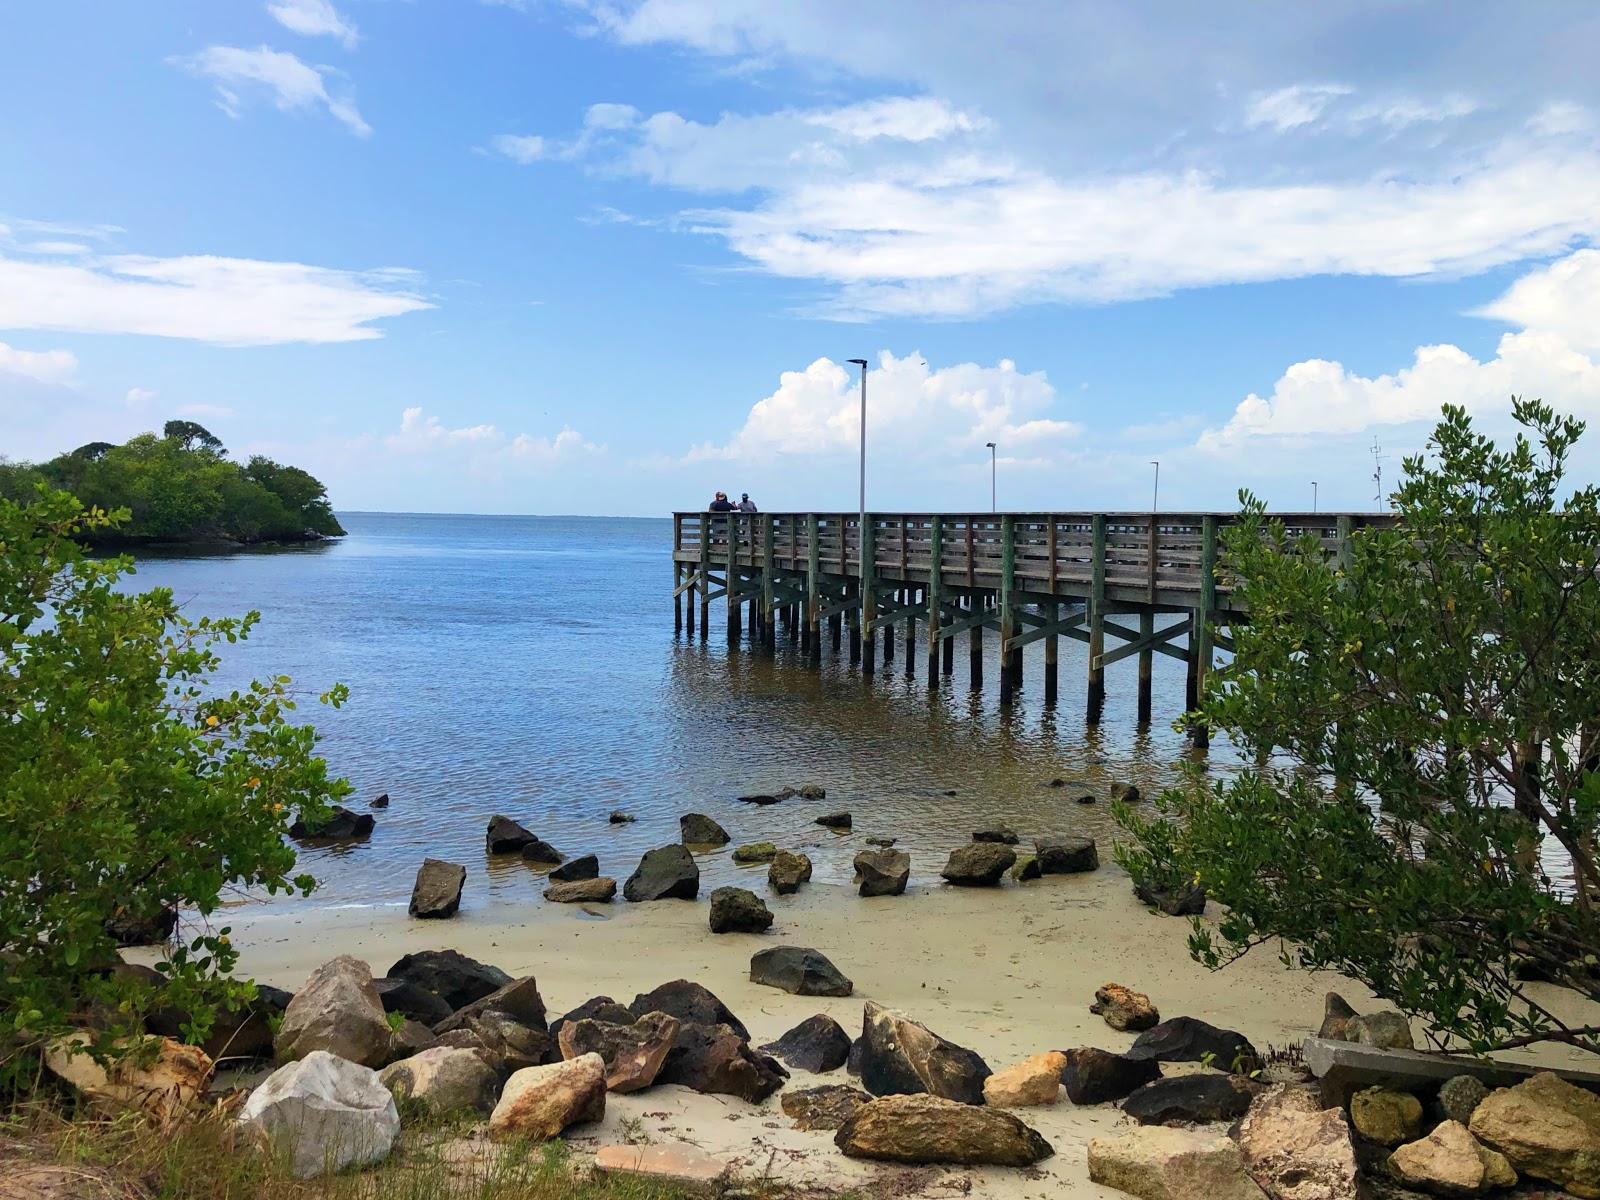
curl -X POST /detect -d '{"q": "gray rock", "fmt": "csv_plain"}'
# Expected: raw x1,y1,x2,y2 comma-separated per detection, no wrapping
549,855,599,883
1346,1012,1415,1051
370,793,390,809
854,848,910,897
1110,782,1142,803
288,806,374,840
768,850,813,895
276,956,393,1068
557,1012,679,1093
859,999,991,1105
1128,1017,1261,1075
519,837,563,865
387,949,511,1012
485,814,537,854
549,996,634,1045
654,1021,788,1103
628,980,748,1040
379,1046,499,1115
1012,855,1042,882
731,841,779,864
709,887,774,934
1319,992,1358,1040
1237,1084,1359,1200
816,812,853,830
679,812,730,845
940,842,1016,886
1036,837,1099,874
374,976,452,1027
1060,1046,1161,1104
624,844,699,901
1438,1074,1490,1125
434,975,547,1036
1088,1127,1268,1200
973,826,1020,845
238,1051,399,1178
750,946,853,996
760,1014,852,1073
609,810,635,824
409,858,466,919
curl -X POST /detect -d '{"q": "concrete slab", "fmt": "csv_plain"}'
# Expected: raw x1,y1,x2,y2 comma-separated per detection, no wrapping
593,1143,729,1192
1302,1037,1600,1107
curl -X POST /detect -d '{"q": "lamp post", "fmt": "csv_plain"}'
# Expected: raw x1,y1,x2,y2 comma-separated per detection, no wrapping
1312,480,1319,513
847,358,868,562
1151,461,1160,511
986,441,997,511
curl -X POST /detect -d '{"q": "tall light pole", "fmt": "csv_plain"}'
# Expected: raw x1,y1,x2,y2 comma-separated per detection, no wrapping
847,358,868,557
1312,481,1319,513
1150,461,1160,511
986,441,997,512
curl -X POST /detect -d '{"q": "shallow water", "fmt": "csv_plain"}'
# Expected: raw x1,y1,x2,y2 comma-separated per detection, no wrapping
128,512,1224,910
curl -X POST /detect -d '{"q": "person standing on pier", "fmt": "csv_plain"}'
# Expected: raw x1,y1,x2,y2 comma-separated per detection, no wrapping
737,493,758,513
708,491,734,512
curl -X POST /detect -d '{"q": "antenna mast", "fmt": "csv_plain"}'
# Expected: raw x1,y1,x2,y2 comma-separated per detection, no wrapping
1371,438,1387,512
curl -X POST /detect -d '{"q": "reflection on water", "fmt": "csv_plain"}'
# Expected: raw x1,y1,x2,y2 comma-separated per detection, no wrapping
127,512,1235,910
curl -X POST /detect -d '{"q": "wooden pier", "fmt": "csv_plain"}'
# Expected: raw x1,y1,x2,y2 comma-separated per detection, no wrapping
671,512,1394,737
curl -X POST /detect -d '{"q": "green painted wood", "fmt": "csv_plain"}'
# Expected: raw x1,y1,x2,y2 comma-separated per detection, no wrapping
999,515,1016,704
1087,514,1107,723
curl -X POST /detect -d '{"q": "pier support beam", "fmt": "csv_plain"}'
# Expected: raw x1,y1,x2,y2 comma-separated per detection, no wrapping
674,563,683,633
1137,609,1154,723
1043,599,1059,704
761,518,775,648
861,518,877,677
1087,514,1107,724
999,515,1016,706
806,515,821,660
926,517,943,690
1190,515,1218,749
970,593,984,691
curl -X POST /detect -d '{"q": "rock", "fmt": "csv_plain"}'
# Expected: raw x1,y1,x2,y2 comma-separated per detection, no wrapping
835,1094,1054,1166
1123,1074,1261,1125
624,844,699,901
147,984,292,1062
1345,1012,1415,1051
984,1052,1066,1107
485,814,537,854
519,838,564,865
435,1011,549,1077
1350,1086,1424,1147
288,805,374,840
276,955,393,1068
1061,1046,1161,1104
816,812,852,830
372,977,453,1026
1092,982,1160,1032
1437,1075,1490,1125
409,858,466,919
1237,1083,1360,1200
782,1084,871,1131
679,812,730,845
1088,1127,1269,1200
731,841,778,864
628,980,747,1040
435,975,547,1034
940,842,1016,886
654,1022,788,1103
1012,855,1042,882
370,793,390,808
1129,1017,1261,1074
546,876,617,903
549,996,634,1044
1111,782,1142,803
759,1014,852,1073
796,783,827,799
1047,777,1068,787
489,1053,606,1140
858,999,991,1105
1319,993,1358,1040
737,793,782,805
609,810,635,824
594,1144,729,1189
549,854,599,882
708,887,773,935
973,826,1020,844
379,1046,499,1115
768,850,813,895
45,1033,213,1125
104,904,177,947
238,1051,399,1177
558,1012,679,1093
854,848,911,897
1469,1072,1600,1197
1037,837,1099,874
847,1034,864,1076
866,836,897,847
750,946,852,996
1135,879,1207,915
1389,1120,1517,1196
389,1018,439,1058
1077,793,1098,804
387,949,511,1011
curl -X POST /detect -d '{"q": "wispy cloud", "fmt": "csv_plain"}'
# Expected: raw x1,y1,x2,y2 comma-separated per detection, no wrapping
0,341,78,386
173,45,371,137
1244,84,1353,132
266,0,359,49
386,407,601,464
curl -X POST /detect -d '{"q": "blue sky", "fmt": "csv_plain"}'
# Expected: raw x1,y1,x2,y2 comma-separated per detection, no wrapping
4,0,1600,516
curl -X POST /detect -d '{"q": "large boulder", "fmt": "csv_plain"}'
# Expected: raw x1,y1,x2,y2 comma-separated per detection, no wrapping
238,1051,399,1178
1036,838,1099,874
1088,1127,1269,1200
289,806,374,840
624,845,700,902
44,1033,213,1125
373,977,453,1027
709,887,773,934
1128,1017,1261,1074
549,855,599,883
1237,1084,1360,1200
629,981,747,1039
858,1000,991,1105
679,812,730,845
147,984,292,1062
546,877,617,903
485,814,537,854
1060,1046,1161,1104
940,843,1016,887
855,849,910,897
983,1052,1066,1108
276,956,393,1068
782,1084,871,1131
1122,1074,1261,1126
1469,1072,1600,1198
387,949,511,1011
557,1012,679,1093
550,996,633,1044
654,1021,788,1103
768,851,813,895
488,1053,606,1140
1389,1120,1517,1196
749,946,852,996
1349,1086,1423,1147
835,1094,1054,1166
378,1046,500,1115
433,977,550,1072
1092,982,1160,1032
409,858,466,919
759,1014,852,1073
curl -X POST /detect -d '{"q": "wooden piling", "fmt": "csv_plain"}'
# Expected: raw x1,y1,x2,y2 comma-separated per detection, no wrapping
761,516,775,648
970,593,984,691
999,515,1016,705
1086,514,1107,723
1043,599,1059,704
1137,609,1154,723
806,514,821,660
1190,515,1217,748
927,516,943,689
862,517,877,677
698,516,711,640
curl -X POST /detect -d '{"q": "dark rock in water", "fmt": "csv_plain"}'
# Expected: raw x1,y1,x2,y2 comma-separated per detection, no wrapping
737,793,782,806
1110,782,1142,803
409,858,466,919
1011,855,1042,883
655,1021,788,1103
709,887,774,934
1122,1073,1261,1125
105,904,178,947
388,949,512,1012
1134,879,1207,915
796,783,827,800
370,793,390,809
624,844,699,902
374,977,454,1027
866,837,897,848
854,849,910,897
485,814,537,854
751,947,853,996
1127,1017,1261,1074
1059,1046,1160,1104
940,842,1016,887
761,1014,852,1074
549,995,634,1044
859,1000,991,1105
1047,778,1068,788
768,850,813,895
289,805,374,840
973,826,1020,845
558,1011,679,1093
1036,838,1099,875
629,980,748,1041
435,975,547,1035
148,983,292,1060
519,838,564,865
1076,793,1097,805
679,812,730,845
608,810,635,824
549,854,599,883
1320,992,1359,1040
836,1094,1054,1166
783,1084,871,1131
816,811,853,830
545,877,616,903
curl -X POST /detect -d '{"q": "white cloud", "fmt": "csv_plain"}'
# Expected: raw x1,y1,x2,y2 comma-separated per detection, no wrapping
1349,94,1478,130
801,97,985,142
174,45,370,137
1529,101,1593,137
0,342,78,386
1244,84,1353,131
266,0,358,48
490,133,548,163
689,351,1078,462
386,407,600,462
1475,248,1600,355
0,249,432,345
125,386,158,406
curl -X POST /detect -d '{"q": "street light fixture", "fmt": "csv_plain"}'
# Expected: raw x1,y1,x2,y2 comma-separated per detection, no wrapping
847,358,868,563
1312,481,1319,513
986,442,997,512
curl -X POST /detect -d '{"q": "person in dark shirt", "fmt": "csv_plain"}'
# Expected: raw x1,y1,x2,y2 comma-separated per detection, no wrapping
737,493,758,513
708,491,735,512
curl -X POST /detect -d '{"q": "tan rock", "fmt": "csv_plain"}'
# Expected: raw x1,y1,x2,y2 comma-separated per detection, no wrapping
982,1051,1066,1107
1237,1083,1359,1200
1088,1127,1269,1200
489,1053,606,1141
44,1033,213,1127
1093,982,1160,1032
1389,1120,1516,1196
1469,1072,1600,1198
835,1093,1053,1166
1350,1086,1423,1147
556,1012,678,1093
594,1144,727,1191
378,1046,499,1115
275,955,392,1068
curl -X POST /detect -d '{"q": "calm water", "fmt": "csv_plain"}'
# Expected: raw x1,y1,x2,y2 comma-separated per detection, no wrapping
129,512,1222,910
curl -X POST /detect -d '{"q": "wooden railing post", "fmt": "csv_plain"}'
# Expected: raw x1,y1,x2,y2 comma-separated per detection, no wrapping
806,514,821,660
726,514,741,644
697,515,710,640
999,515,1016,705
1087,514,1106,723
1138,515,1156,723
1191,515,1218,748
761,516,775,650
861,516,877,676
927,516,943,690
1044,518,1059,703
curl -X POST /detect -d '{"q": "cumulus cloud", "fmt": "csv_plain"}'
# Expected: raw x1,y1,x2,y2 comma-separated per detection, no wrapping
1474,248,1600,355
0,342,78,386
174,45,370,137
266,0,359,48
386,407,600,463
